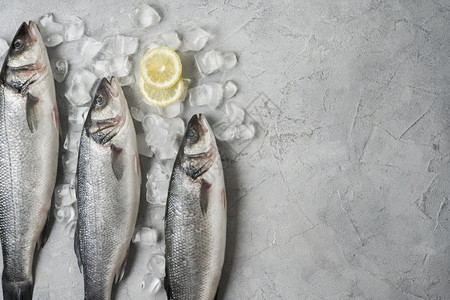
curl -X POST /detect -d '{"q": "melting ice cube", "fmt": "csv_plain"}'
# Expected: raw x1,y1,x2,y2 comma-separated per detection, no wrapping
142,40,162,54
91,60,110,77
130,107,145,122
129,4,161,28
146,161,170,204
158,31,181,50
195,50,237,76
55,205,76,223
157,101,183,118
65,69,97,106
235,123,255,140
181,27,210,52
221,52,238,71
54,184,76,208
0,39,8,57
212,122,236,141
137,133,154,158
38,13,64,47
68,106,89,126
145,126,168,147
117,75,135,86
141,275,162,294
147,255,165,278
102,35,138,56
132,227,158,245
63,131,81,152
108,56,130,77
77,36,102,62
62,151,78,174
43,34,64,48
194,50,223,76
52,59,69,83
225,102,245,126
63,16,84,41
223,80,238,98
188,82,223,109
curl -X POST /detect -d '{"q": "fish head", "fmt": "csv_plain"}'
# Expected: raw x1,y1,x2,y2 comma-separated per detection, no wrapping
0,21,47,92
84,77,126,145
180,114,217,180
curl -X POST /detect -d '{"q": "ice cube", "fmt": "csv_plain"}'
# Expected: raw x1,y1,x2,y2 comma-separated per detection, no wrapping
236,123,255,140
91,60,110,77
63,131,81,152
181,27,210,52
137,133,154,157
52,59,68,83
102,35,138,56
167,118,185,136
194,50,224,76
157,101,183,118
66,220,77,238
145,126,168,147
54,184,76,208
212,122,236,141
68,106,89,126
0,39,8,57
65,68,97,106
158,31,181,50
179,78,191,101
188,82,223,109
132,227,158,245
147,255,165,278
142,40,162,53
62,151,78,174
38,13,64,47
63,16,84,41
117,74,135,86
108,56,130,77
77,36,102,62
221,52,237,71
223,81,238,98
130,107,145,122
142,114,163,132
225,102,245,126
55,205,76,223
43,34,64,47
141,275,162,294
146,162,170,204
155,140,179,160
129,4,161,28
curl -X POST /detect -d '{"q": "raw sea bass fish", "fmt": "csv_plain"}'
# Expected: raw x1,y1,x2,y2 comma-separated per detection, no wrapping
0,22,59,300
165,114,227,300
75,77,140,300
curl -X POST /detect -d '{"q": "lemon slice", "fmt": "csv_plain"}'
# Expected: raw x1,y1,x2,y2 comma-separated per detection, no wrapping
139,76,184,107
140,47,182,89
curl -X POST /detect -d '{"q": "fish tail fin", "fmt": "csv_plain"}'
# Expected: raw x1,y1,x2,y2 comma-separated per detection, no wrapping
2,279,33,300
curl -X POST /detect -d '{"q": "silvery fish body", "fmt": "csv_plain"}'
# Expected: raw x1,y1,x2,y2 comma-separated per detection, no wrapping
165,114,227,300
0,22,59,299
75,78,140,300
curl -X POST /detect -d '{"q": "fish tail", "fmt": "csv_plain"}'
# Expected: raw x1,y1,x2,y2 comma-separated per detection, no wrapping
2,278,33,300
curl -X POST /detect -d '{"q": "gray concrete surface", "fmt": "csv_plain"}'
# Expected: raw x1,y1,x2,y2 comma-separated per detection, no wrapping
0,0,449,299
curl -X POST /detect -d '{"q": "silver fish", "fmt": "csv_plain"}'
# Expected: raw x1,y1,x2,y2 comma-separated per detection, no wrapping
165,114,227,300
75,77,140,300
0,21,59,299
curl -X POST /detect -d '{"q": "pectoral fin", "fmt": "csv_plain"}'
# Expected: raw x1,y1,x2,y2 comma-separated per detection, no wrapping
74,225,83,273
114,248,129,284
200,179,212,215
111,144,124,181
26,93,40,133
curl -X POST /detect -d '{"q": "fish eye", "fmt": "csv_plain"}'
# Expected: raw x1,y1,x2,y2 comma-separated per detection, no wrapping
13,39,24,52
187,129,199,143
94,95,105,108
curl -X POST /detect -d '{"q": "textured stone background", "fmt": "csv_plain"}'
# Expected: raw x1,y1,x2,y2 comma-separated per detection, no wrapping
0,0,449,299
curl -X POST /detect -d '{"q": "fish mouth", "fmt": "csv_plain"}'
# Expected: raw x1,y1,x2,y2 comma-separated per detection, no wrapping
188,114,210,133
27,21,38,43
98,77,120,99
